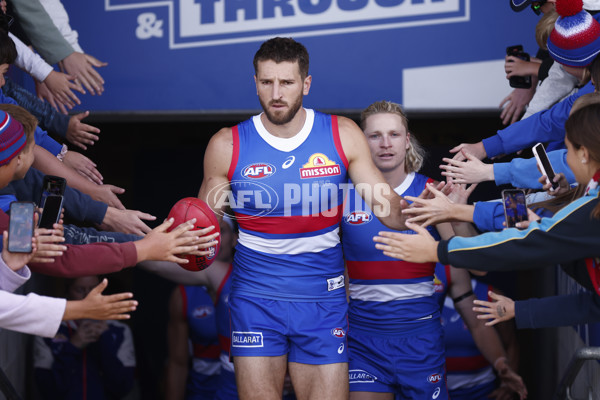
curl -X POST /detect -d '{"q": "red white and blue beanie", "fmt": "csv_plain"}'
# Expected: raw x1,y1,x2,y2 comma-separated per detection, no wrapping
0,110,25,166
548,0,600,67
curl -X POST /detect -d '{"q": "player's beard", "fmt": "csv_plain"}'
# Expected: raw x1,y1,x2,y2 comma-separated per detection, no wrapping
260,93,303,126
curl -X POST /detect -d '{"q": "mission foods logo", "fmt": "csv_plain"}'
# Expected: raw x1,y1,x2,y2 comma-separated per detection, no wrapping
300,153,341,179
108,0,469,48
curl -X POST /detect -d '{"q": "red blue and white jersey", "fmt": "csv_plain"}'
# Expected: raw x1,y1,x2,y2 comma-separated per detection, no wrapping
180,285,220,399
342,172,440,334
228,109,348,301
433,265,496,392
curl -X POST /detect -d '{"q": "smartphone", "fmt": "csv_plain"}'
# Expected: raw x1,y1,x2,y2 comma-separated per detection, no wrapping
502,189,528,229
39,175,66,209
38,194,63,229
506,45,532,89
532,142,559,191
8,201,35,253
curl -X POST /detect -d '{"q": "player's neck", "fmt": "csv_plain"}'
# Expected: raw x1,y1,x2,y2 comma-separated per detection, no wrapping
382,168,409,190
261,108,307,138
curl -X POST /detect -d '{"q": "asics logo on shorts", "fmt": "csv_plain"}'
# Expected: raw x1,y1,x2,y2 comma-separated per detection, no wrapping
232,331,264,347
337,343,344,354
432,387,441,399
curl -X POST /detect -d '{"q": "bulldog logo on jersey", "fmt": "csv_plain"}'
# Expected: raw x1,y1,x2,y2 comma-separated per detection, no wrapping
344,211,372,225
299,153,341,179
242,163,276,179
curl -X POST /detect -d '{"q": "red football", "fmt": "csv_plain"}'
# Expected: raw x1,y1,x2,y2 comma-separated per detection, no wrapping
167,197,220,271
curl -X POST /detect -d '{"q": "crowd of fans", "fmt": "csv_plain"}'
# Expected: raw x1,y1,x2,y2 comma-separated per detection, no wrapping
1,0,599,399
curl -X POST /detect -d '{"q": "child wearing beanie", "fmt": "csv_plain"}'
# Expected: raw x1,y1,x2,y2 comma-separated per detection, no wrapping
548,0,600,67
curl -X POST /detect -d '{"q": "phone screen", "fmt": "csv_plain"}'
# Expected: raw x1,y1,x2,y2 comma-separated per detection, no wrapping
39,175,66,209
502,189,528,229
533,143,558,190
8,202,35,253
38,195,63,229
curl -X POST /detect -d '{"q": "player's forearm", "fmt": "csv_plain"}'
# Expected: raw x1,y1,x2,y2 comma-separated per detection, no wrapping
471,324,508,367
165,361,188,400
372,194,407,231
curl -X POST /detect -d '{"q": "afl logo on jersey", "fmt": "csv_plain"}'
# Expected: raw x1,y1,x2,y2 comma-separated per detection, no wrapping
331,327,346,338
299,153,341,179
242,163,275,179
192,306,213,319
344,211,372,225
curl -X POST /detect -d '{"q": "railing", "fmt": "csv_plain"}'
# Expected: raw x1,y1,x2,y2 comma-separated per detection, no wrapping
554,347,600,400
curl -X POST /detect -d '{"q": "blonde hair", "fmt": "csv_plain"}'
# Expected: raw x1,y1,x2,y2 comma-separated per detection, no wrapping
536,9,558,50
360,100,426,173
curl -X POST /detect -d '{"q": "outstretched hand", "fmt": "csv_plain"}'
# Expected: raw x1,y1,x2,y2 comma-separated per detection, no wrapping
444,180,478,205
100,207,156,236
30,226,67,263
63,151,103,185
42,70,84,110
134,218,220,264
449,142,487,161
63,278,137,321
67,112,101,150
441,150,494,184
499,87,534,126
472,290,515,326
59,52,107,96
373,221,439,263
401,183,455,227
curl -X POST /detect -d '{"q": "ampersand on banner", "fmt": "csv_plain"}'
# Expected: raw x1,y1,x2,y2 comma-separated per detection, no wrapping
136,12,163,39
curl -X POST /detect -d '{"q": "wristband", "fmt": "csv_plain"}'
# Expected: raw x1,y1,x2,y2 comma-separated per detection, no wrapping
57,144,68,161
452,289,474,304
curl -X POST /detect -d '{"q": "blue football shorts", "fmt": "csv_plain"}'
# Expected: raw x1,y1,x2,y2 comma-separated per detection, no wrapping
229,294,348,364
348,326,448,399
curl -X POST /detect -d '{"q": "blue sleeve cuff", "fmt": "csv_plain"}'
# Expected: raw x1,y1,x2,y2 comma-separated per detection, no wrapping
0,194,17,213
86,200,108,225
34,127,63,156
514,300,532,329
482,134,503,159
493,162,511,186
473,201,505,232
